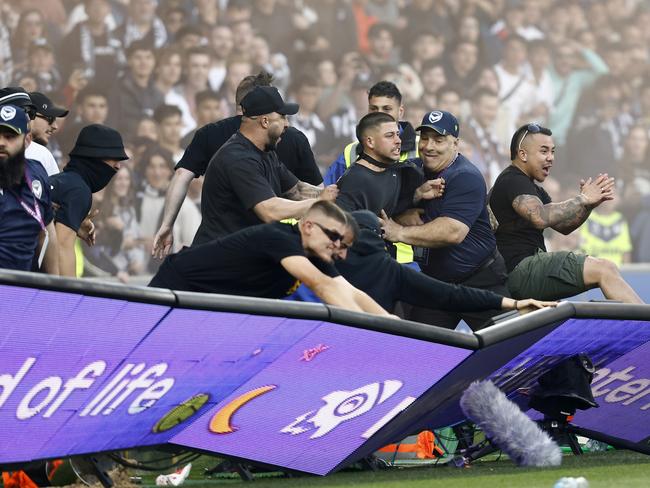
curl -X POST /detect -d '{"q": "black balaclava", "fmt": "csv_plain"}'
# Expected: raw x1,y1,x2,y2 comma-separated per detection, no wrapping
64,157,117,193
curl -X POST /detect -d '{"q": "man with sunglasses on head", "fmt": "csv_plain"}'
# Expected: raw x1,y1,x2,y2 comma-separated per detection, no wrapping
149,201,392,316
489,123,643,304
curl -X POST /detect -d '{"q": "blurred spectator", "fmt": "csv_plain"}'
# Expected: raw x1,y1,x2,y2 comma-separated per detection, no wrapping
114,0,167,49
10,9,47,72
165,46,212,135
444,41,481,100
160,5,187,41
136,145,200,269
230,20,255,61
250,0,294,54
580,199,633,266
153,104,184,162
135,116,158,143
463,88,505,185
15,39,61,94
194,0,219,32
180,89,223,147
408,31,444,74
365,23,400,77
153,46,183,98
59,83,109,157
250,35,290,94
0,11,13,87
216,57,253,117
57,0,125,93
547,39,609,147
208,25,234,91
400,0,453,46
289,73,333,166
419,60,446,109
89,166,146,282
493,35,536,137
109,40,163,135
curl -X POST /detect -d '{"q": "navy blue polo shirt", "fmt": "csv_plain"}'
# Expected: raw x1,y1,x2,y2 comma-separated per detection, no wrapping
0,159,53,271
416,153,496,282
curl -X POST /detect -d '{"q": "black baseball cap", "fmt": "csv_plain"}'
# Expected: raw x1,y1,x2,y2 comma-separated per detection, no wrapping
29,92,69,118
240,86,299,117
0,86,37,111
417,110,460,138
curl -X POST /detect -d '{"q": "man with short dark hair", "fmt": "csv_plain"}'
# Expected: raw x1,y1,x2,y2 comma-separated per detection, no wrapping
381,110,510,330
335,111,424,218
191,86,338,245
150,201,391,316
490,123,642,303
153,104,183,162
0,105,57,273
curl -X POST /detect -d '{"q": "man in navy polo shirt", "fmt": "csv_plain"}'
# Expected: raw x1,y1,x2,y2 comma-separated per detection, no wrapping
380,110,509,330
0,104,57,272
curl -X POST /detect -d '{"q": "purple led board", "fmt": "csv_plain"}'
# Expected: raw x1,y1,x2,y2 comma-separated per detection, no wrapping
0,284,471,475
488,318,650,444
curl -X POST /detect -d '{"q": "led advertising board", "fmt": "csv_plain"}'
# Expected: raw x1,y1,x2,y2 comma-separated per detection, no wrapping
488,317,650,444
0,284,471,475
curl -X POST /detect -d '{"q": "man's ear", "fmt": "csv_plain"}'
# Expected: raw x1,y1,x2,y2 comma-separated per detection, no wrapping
398,105,404,120
25,132,33,147
519,148,527,162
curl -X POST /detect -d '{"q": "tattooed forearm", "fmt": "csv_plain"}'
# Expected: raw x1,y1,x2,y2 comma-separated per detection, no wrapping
283,181,322,200
512,194,591,234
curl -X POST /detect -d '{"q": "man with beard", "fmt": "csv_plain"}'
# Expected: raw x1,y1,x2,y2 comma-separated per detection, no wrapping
150,201,392,317
191,86,338,245
380,110,510,330
28,91,69,165
0,105,57,272
50,124,128,277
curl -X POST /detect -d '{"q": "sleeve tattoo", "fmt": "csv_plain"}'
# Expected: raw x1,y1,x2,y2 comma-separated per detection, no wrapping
283,181,322,200
512,194,591,233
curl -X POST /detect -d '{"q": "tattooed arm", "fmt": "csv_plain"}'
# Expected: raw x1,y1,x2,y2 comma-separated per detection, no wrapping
283,182,338,201
512,193,592,234
512,174,615,235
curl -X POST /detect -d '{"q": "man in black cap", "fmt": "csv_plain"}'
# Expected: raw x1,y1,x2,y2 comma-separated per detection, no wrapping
50,124,128,277
28,92,68,148
191,85,338,245
0,86,60,177
337,211,553,323
380,110,511,330
0,105,57,273
152,71,323,258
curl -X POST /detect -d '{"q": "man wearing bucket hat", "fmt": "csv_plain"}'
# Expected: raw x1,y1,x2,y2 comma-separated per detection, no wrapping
50,124,128,277
380,110,510,330
0,105,57,273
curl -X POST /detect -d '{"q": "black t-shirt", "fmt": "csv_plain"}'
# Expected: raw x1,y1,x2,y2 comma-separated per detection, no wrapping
176,116,322,185
192,132,299,245
151,222,339,297
490,165,552,271
50,172,92,232
335,162,422,216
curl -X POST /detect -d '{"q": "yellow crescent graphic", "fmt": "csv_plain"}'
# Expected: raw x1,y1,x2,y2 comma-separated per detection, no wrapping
209,385,277,434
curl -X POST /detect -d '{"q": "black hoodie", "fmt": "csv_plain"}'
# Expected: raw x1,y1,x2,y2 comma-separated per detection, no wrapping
336,224,503,314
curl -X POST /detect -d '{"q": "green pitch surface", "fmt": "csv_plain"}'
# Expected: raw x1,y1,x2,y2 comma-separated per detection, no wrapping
138,451,650,488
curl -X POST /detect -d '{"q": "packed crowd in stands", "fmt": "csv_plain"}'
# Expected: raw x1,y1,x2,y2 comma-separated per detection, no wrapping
1,0,650,283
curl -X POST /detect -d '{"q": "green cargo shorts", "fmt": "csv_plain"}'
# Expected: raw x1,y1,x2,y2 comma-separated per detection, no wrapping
507,249,588,300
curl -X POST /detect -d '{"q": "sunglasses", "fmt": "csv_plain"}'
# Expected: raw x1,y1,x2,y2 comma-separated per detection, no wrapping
35,113,56,125
313,222,345,245
518,123,541,151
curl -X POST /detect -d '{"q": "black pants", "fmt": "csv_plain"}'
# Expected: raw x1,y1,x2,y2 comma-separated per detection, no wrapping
407,251,510,331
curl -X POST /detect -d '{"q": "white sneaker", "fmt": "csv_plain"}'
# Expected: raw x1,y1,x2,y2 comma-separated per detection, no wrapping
155,463,192,486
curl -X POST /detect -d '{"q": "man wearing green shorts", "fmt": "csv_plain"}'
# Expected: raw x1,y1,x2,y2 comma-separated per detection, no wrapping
489,123,642,303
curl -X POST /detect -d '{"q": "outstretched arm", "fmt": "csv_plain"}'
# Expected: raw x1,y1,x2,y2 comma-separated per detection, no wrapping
281,256,391,316
152,168,195,258
511,174,615,235
380,210,469,248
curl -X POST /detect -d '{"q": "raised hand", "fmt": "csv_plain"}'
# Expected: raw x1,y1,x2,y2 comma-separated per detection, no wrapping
318,184,339,201
580,173,615,208
415,178,445,203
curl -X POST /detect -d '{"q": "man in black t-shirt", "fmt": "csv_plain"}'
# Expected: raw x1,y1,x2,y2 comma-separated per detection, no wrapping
149,201,391,316
191,86,338,245
152,71,323,257
490,123,642,303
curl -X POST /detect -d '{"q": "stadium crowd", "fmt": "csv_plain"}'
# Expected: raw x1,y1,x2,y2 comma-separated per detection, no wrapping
0,0,649,285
